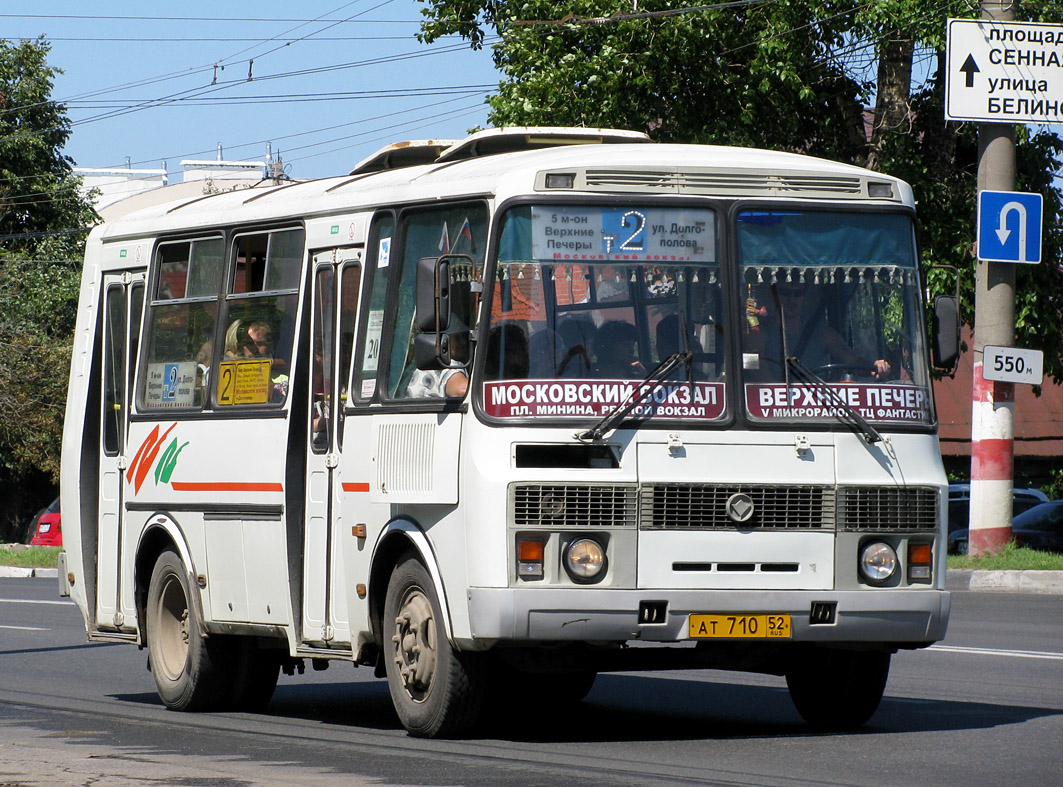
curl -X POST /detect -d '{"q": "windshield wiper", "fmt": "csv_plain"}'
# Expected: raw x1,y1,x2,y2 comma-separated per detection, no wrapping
786,356,883,444
576,351,693,442
767,283,881,444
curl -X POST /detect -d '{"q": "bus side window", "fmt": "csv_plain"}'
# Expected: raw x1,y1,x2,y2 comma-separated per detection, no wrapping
384,204,486,400
352,213,394,403
215,227,304,407
336,262,361,446
140,237,224,411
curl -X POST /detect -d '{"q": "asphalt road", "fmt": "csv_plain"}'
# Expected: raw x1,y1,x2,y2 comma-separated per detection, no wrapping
1,578,1061,786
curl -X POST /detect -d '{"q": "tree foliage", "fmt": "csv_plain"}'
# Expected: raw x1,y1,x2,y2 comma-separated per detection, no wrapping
0,37,97,536
419,0,1063,380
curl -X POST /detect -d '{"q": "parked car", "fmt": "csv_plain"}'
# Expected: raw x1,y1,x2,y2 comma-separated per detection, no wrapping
949,499,1063,555
947,484,1047,553
28,498,61,547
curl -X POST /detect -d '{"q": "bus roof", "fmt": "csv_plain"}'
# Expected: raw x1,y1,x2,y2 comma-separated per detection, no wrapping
88,130,913,243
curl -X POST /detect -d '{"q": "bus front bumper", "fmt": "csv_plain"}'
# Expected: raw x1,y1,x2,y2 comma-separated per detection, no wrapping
465,587,950,646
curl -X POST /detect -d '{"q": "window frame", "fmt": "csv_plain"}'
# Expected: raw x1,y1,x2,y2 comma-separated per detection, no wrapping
136,234,226,414
213,225,305,410
349,200,489,411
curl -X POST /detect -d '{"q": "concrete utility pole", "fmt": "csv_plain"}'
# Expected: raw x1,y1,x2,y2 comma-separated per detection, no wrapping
969,0,1017,555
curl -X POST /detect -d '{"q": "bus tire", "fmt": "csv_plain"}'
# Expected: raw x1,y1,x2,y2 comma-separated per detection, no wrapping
227,639,280,712
537,669,596,703
492,662,597,706
146,549,231,711
383,553,486,738
786,648,890,730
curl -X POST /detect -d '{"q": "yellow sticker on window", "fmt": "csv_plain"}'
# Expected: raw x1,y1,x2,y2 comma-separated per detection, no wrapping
217,359,272,405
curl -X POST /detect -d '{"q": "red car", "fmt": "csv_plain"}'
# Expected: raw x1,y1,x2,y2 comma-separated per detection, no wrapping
29,498,61,547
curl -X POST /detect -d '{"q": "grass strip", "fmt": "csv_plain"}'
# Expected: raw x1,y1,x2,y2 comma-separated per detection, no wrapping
947,541,1063,571
0,546,61,569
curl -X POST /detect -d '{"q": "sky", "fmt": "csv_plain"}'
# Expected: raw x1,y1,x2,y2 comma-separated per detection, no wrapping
7,1,499,181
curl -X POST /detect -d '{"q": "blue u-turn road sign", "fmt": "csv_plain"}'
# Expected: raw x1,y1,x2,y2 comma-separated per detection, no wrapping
977,190,1043,264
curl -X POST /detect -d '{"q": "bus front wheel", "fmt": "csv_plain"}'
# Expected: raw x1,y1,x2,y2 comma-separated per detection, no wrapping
146,549,230,711
785,648,890,729
383,553,486,738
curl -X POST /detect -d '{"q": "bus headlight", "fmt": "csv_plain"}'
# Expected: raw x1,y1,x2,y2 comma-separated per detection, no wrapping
563,538,606,583
858,541,898,585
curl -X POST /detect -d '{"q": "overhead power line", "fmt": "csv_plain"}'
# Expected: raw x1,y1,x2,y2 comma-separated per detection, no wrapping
0,13,416,23
64,84,495,109
2,35,436,43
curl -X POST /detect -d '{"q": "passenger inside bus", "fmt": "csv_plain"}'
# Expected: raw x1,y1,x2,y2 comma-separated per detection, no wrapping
483,322,530,380
555,318,595,377
593,320,646,379
405,368,468,398
528,327,563,378
655,313,708,379
221,318,292,402
242,321,273,357
746,282,891,381
655,313,705,361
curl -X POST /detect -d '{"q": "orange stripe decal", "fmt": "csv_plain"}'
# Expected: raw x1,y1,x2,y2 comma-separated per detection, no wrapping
342,482,371,493
171,482,284,493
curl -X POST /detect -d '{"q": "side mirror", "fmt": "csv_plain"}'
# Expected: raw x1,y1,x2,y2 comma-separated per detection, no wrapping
932,295,960,375
415,254,476,370
414,330,470,370
416,256,450,333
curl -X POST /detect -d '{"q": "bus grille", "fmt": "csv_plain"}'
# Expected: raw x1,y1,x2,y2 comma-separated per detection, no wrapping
640,484,834,530
509,484,939,531
837,486,939,531
511,484,638,528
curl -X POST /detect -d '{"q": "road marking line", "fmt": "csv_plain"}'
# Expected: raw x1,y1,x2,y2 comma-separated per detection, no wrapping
0,624,48,631
928,644,1063,661
0,598,74,606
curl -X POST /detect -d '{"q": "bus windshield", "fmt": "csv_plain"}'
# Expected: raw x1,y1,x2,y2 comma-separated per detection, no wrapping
738,210,933,426
484,203,726,422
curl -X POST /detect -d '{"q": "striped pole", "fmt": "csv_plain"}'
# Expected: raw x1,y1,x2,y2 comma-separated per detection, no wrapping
968,1,1016,556
969,361,1014,554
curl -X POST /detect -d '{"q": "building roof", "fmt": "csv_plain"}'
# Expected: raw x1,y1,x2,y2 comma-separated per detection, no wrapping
934,327,1063,458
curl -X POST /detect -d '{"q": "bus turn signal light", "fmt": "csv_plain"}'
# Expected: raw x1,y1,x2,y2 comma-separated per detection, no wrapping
908,543,932,582
517,538,544,580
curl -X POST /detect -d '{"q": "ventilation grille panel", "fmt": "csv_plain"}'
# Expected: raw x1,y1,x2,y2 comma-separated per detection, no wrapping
581,169,865,197
376,422,434,494
511,484,638,528
838,486,939,531
640,484,833,530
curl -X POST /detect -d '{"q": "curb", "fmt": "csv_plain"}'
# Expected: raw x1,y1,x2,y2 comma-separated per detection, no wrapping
0,567,58,579
946,569,1063,595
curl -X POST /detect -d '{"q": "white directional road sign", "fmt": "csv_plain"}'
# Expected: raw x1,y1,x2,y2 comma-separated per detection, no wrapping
982,345,1044,385
977,190,1043,264
946,18,1063,124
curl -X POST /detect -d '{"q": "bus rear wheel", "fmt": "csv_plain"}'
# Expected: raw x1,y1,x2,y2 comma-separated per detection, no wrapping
228,639,280,712
786,647,891,730
146,549,231,711
383,553,486,738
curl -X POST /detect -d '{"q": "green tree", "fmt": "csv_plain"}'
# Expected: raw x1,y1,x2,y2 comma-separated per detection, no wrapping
0,37,97,539
419,0,1063,379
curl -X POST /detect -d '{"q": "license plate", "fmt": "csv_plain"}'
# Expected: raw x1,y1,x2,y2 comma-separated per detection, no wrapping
688,613,791,639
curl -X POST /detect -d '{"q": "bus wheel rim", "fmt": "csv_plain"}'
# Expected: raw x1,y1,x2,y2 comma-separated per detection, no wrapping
155,574,190,680
392,587,436,702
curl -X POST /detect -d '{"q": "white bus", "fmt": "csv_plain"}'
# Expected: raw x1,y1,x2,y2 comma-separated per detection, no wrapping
60,127,959,738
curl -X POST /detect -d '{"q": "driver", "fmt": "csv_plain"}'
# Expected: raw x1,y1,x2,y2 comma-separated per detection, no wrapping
746,282,890,381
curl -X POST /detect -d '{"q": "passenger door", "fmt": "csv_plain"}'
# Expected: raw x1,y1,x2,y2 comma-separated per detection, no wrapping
301,249,361,645
96,271,145,630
